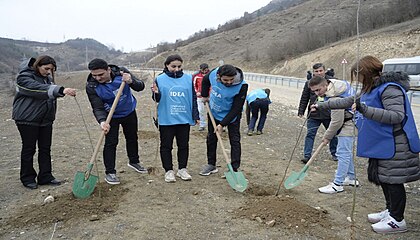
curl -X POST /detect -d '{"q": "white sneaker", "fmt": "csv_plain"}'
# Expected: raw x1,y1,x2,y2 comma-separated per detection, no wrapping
368,209,389,223
343,177,360,187
371,215,407,233
164,170,176,183
176,168,192,181
318,182,344,194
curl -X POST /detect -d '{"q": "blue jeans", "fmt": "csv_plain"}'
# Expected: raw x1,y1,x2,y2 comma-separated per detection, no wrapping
303,118,337,158
333,136,355,185
248,99,270,132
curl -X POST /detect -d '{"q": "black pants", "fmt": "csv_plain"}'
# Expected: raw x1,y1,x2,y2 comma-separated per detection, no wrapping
104,111,139,174
159,124,190,172
17,124,55,185
381,183,406,221
207,117,241,171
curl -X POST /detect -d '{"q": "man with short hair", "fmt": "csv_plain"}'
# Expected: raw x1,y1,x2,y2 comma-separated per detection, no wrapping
199,64,248,176
192,63,210,131
86,58,147,185
298,63,338,163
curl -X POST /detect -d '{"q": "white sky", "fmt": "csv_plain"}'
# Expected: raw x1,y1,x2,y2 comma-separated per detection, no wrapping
0,0,272,52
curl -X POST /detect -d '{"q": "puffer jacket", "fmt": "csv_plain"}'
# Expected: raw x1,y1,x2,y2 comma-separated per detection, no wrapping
12,58,65,126
319,72,420,184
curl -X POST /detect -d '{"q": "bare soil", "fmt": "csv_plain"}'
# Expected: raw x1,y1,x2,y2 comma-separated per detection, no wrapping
0,72,419,239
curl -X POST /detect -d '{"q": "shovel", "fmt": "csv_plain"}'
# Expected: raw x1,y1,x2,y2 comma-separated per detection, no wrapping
73,81,126,199
284,142,326,189
205,103,248,192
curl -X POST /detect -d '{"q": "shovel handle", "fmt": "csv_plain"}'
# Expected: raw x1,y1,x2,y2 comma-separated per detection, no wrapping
304,142,326,167
88,81,126,165
205,102,231,165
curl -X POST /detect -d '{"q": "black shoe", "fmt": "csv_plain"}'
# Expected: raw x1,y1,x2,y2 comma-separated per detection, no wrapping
39,179,61,186
331,155,338,161
23,182,38,189
301,158,309,164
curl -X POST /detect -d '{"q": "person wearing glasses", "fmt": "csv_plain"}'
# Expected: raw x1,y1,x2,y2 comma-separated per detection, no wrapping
151,54,199,183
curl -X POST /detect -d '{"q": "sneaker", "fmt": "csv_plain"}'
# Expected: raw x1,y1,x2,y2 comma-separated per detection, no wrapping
127,163,148,173
105,174,120,185
176,168,192,181
247,130,253,136
368,209,390,224
343,177,360,187
331,155,338,161
198,127,205,131
371,215,407,233
199,164,218,176
318,182,344,194
256,130,262,135
301,157,310,164
164,170,176,183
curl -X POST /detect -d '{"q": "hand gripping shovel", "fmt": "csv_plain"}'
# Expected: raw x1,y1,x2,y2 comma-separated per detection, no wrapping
72,81,126,199
205,103,248,192
284,142,326,189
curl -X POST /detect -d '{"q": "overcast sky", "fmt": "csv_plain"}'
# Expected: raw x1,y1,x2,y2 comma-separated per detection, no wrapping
0,0,272,52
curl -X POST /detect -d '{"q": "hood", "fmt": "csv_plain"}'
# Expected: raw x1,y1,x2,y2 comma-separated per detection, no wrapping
325,79,349,97
18,57,36,74
216,67,244,86
376,71,410,91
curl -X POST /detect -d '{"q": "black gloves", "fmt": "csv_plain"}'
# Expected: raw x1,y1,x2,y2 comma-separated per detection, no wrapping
355,97,367,113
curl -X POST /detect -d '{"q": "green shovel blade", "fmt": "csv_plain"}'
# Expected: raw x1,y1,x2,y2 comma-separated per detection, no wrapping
284,165,309,189
72,166,99,199
224,164,248,192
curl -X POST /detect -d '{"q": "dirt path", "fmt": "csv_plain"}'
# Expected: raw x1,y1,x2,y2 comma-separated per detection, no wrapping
0,73,419,239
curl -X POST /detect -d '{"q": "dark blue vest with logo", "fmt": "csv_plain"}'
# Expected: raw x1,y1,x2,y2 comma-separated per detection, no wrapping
95,76,136,118
356,82,420,159
156,73,194,126
209,68,245,122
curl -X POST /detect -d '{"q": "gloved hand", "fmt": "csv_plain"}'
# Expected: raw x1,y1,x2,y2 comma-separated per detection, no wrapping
355,98,367,113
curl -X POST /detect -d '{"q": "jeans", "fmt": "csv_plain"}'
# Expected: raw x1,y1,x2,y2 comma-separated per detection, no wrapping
303,118,337,158
381,183,406,221
333,136,355,185
17,124,55,185
103,111,139,174
159,124,190,172
197,98,207,128
248,99,270,132
207,117,241,170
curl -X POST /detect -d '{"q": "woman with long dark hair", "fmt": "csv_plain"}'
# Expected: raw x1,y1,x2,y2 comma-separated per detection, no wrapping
313,55,420,234
13,55,76,189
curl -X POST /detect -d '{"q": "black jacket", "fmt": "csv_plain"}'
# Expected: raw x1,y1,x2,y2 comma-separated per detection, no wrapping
298,78,331,120
12,58,65,126
201,67,248,126
86,65,145,123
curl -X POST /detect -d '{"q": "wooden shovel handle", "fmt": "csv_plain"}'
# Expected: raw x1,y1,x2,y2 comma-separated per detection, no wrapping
304,142,326,167
88,81,126,165
205,102,231,165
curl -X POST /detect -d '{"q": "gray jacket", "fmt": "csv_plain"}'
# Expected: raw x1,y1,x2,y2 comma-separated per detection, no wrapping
319,72,420,184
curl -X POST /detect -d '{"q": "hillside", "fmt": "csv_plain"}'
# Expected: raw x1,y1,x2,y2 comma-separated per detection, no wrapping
147,0,420,76
0,38,122,73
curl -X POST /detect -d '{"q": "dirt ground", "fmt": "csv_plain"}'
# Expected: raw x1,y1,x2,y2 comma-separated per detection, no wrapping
0,71,419,240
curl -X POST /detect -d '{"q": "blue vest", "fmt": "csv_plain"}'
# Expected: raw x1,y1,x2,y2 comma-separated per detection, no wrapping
356,82,420,159
95,76,136,118
156,73,194,126
246,89,269,104
209,68,245,122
